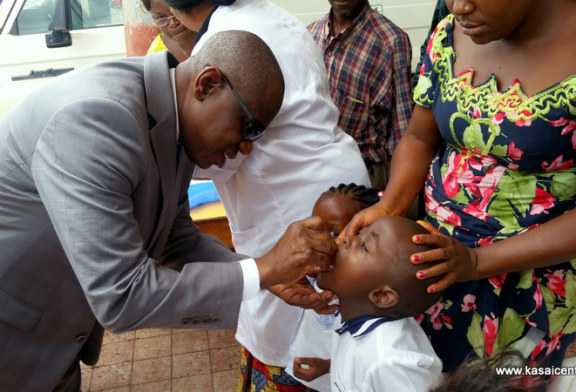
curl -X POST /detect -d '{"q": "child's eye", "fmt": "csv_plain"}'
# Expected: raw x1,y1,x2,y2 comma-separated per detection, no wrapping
330,231,339,238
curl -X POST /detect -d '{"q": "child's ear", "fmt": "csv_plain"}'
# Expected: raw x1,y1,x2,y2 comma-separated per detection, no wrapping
369,285,399,308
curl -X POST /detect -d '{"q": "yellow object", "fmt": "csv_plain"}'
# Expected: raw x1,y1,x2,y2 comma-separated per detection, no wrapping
147,34,168,54
189,201,227,221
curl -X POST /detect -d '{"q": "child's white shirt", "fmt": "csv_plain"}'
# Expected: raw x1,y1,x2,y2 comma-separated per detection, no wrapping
330,314,442,392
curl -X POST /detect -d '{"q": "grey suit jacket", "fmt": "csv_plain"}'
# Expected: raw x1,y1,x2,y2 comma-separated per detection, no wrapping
0,51,245,391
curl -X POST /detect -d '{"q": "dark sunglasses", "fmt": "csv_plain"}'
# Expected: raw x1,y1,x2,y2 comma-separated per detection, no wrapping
221,74,266,142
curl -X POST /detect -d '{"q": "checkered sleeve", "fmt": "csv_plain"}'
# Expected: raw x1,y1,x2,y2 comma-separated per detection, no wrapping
384,31,413,158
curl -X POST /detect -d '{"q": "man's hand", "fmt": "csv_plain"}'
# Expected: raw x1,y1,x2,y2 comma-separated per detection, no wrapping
293,357,330,382
268,277,338,314
255,216,336,290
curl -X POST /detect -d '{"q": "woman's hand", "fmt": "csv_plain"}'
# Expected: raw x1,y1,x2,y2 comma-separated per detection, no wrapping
411,221,479,293
337,205,390,243
293,357,331,381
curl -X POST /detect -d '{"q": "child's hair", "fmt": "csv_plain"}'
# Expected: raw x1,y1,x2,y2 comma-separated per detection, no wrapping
431,350,545,392
324,183,380,208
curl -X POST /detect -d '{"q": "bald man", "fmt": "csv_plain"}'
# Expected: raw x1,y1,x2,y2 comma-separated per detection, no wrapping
0,30,335,391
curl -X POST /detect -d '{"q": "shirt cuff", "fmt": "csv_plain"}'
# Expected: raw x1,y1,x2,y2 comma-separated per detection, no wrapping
239,258,260,300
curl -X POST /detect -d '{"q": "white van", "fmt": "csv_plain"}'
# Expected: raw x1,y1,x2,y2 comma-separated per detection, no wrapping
0,0,437,118
0,0,126,117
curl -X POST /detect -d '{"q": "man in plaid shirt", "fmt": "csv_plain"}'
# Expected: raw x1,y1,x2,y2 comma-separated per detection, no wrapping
308,0,413,191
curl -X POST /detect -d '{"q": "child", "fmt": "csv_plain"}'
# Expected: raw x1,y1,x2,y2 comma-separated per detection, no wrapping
293,215,444,392
285,183,380,391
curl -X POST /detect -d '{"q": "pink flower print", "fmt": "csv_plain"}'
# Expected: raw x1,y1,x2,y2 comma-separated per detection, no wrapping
533,286,543,308
414,313,425,324
462,165,506,221
424,183,440,214
463,201,490,222
436,205,463,228
470,107,482,119
531,338,547,360
461,294,477,312
426,28,437,63
442,151,475,198
525,319,538,328
529,188,556,216
489,274,507,290
541,155,574,172
552,117,576,150
478,237,494,247
491,112,505,126
478,154,498,168
507,142,524,161
546,331,563,356
419,63,427,77
425,302,445,331
483,313,499,356
477,166,506,208
544,270,567,297
506,100,534,126
514,115,533,127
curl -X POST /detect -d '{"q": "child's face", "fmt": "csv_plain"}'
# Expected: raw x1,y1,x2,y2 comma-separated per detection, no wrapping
312,193,364,237
317,217,393,299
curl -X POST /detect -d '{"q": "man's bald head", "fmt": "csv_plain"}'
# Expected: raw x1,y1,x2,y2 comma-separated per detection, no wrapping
175,30,284,169
180,30,284,107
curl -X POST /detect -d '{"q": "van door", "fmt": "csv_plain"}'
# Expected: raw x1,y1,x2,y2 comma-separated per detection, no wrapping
0,0,126,117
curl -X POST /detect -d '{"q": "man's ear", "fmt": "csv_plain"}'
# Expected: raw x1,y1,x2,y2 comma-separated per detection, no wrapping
193,66,223,101
369,285,399,309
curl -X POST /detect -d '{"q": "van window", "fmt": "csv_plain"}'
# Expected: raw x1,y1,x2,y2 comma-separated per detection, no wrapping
10,0,123,35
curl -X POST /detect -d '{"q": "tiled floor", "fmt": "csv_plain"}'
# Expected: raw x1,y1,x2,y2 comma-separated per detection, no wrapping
80,327,576,392
80,328,241,392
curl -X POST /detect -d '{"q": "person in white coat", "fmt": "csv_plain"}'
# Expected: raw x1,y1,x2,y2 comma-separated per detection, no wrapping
167,0,371,390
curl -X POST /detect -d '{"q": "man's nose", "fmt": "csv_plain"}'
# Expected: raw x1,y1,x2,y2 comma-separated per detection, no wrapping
238,140,253,155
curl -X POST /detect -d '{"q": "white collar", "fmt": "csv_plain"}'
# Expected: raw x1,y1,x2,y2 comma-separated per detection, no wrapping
170,68,179,142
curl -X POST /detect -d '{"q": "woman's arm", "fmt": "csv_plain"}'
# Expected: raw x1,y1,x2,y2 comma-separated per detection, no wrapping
340,105,442,239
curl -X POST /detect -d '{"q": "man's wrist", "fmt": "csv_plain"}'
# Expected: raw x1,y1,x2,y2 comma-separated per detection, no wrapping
239,258,260,300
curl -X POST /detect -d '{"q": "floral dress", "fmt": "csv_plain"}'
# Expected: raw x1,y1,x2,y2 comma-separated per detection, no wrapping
413,14,576,374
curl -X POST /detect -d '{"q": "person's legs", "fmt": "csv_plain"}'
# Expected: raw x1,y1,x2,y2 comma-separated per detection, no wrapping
238,346,253,392
237,345,313,392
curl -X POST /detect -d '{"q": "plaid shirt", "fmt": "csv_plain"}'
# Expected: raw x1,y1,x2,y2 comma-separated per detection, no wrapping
308,5,412,163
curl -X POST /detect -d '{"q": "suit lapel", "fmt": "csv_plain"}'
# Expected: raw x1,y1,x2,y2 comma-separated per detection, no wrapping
143,52,180,249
